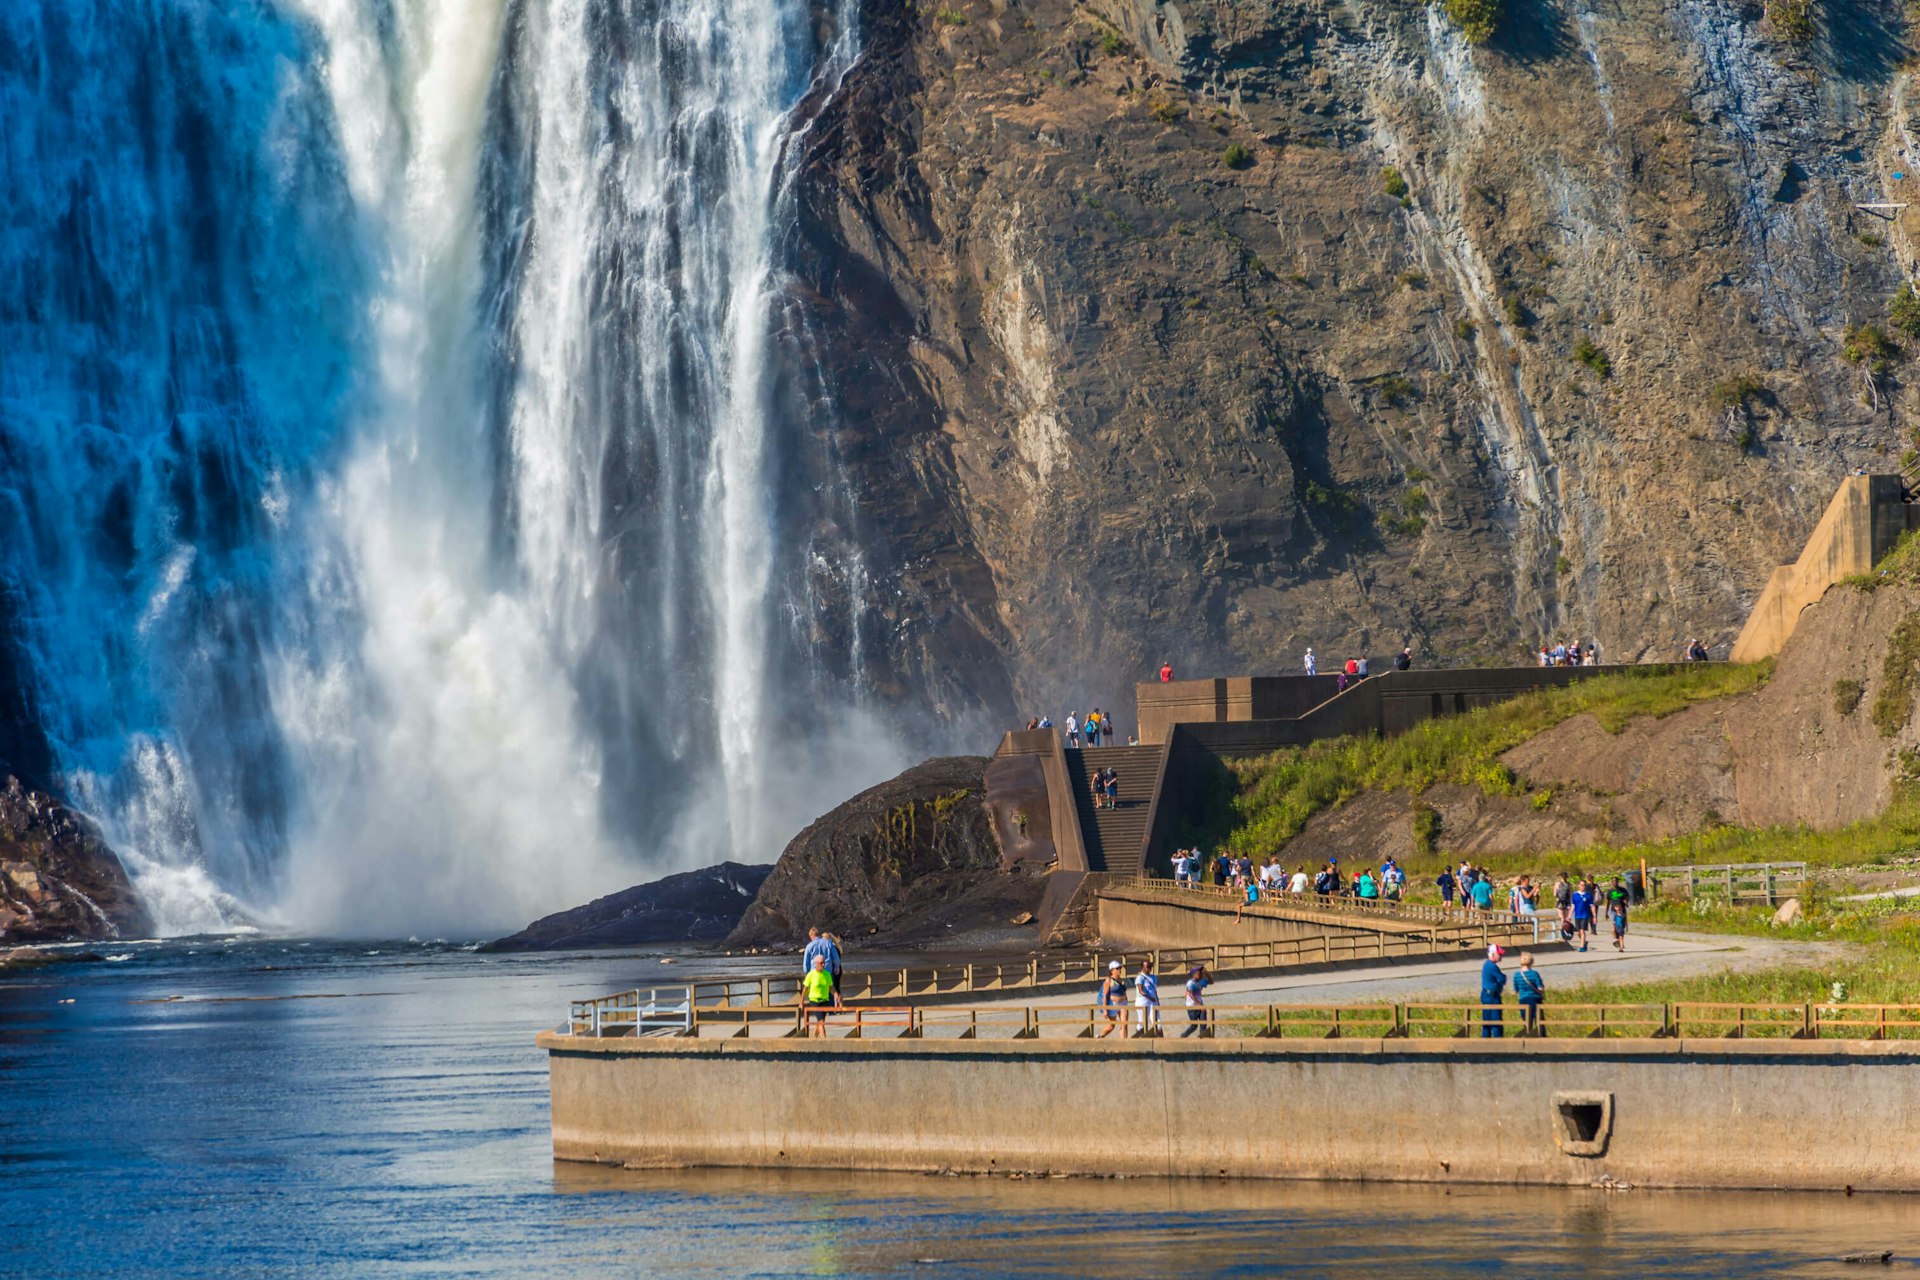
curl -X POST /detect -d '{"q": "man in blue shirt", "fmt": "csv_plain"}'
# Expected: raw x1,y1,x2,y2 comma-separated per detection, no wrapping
1569,885,1594,952
1480,945,1507,1038
802,927,842,995
1180,964,1211,1038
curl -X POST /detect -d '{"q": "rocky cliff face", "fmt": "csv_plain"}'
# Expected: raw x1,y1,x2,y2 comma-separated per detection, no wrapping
727,755,1047,948
786,0,1916,725
482,862,773,951
0,776,149,943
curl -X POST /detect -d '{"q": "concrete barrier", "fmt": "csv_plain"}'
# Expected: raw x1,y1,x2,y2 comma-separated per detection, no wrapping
1731,474,1920,663
541,1033,1920,1191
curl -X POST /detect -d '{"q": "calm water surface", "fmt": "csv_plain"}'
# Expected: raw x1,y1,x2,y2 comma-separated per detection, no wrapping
2,940,1913,1278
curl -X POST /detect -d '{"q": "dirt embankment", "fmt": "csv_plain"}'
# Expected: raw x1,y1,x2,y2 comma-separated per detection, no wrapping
1281,584,1920,862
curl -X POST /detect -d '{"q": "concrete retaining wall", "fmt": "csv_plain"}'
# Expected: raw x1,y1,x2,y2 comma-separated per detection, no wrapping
1731,474,1920,662
541,1034,1920,1192
1094,890,1376,950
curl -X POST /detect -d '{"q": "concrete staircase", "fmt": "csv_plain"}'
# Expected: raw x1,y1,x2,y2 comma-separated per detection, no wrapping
1063,745,1163,873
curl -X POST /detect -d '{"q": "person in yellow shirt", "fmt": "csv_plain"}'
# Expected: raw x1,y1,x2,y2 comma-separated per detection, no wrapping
803,953,840,1037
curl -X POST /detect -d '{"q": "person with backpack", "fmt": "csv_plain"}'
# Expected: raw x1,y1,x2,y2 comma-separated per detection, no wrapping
1513,952,1545,1035
1098,960,1127,1038
1181,965,1211,1037
1553,874,1572,931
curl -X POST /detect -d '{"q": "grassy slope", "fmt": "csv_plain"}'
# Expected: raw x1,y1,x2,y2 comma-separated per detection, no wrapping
1218,662,1770,860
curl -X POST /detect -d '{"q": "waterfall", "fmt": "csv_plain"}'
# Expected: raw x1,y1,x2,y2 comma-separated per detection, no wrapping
0,0,889,936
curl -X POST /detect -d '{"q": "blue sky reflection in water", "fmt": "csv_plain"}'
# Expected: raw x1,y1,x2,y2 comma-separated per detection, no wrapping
0,940,1909,1279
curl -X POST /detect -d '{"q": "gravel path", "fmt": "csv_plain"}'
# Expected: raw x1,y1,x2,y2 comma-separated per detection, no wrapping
996,926,1849,1008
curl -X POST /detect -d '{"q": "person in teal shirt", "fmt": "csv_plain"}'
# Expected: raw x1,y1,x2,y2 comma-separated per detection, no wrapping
1357,871,1378,900
1513,952,1545,1035
1470,877,1495,911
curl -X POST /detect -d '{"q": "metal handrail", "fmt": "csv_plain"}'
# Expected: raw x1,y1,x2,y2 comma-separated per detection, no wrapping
557,1000,1920,1042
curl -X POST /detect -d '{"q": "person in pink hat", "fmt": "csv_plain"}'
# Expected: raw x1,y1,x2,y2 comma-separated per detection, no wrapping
1479,945,1507,1038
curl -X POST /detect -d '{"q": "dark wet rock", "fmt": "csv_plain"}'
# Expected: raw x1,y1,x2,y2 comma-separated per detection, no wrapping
482,862,775,951
727,755,1047,950
0,776,149,944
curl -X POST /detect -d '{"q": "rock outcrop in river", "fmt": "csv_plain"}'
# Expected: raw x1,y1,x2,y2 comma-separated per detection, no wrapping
728,755,1046,949
0,776,149,944
484,862,773,951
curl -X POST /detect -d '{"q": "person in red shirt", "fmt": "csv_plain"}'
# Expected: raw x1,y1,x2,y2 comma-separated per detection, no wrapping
1344,658,1358,677
1159,662,1173,682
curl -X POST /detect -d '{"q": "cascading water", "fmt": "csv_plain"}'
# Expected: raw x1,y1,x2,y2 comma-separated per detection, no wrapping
0,0,897,936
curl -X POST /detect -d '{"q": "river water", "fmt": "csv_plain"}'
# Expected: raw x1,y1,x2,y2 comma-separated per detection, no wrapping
1,941,1909,1278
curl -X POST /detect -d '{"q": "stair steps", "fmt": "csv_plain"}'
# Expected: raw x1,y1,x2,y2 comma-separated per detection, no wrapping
1063,745,1163,873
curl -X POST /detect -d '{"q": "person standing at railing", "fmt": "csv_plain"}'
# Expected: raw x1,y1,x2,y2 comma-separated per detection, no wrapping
1289,866,1309,895
803,954,840,1037
1133,959,1161,1035
1098,960,1127,1038
1479,945,1508,1038
1513,953,1545,1035
1180,965,1211,1038
1356,869,1379,901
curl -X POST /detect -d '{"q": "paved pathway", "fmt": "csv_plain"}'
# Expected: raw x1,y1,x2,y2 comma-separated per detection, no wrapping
986,927,1849,1008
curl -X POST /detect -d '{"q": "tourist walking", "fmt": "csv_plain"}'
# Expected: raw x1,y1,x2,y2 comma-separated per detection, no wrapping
1289,866,1309,894
1469,873,1495,914
1304,648,1317,676
1395,647,1412,671
1608,877,1630,951
1479,945,1507,1038
1553,874,1572,932
1098,960,1127,1038
1134,959,1160,1035
803,926,843,995
1065,713,1079,747
1569,881,1594,951
803,953,840,1036
1104,767,1119,808
1437,866,1456,907
1514,952,1545,1035
1181,964,1211,1037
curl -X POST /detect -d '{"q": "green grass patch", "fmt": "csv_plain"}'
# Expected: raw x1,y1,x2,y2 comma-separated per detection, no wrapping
1872,611,1920,736
1220,663,1770,856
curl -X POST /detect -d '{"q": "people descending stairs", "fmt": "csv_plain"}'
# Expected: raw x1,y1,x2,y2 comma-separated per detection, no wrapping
1064,744,1164,872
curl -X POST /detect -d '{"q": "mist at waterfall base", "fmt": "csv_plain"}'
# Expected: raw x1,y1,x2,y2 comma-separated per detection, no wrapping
0,0,918,937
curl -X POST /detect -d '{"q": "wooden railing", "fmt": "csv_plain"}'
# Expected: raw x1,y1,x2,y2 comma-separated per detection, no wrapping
1102,873,1552,933
565,915,1540,1037
1649,861,1806,904
563,999,1920,1042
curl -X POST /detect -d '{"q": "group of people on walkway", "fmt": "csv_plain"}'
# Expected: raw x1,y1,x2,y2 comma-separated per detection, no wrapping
1558,873,1632,952
1022,710,1136,748
1536,640,1597,666
800,926,845,1036
1303,647,1414,681
1096,956,1212,1038
1170,851,1409,907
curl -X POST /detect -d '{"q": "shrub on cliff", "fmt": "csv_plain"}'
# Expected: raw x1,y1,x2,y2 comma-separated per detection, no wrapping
1443,0,1502,44
1890,284,1920,340
1764,0,1816,39
1222,142,1252,170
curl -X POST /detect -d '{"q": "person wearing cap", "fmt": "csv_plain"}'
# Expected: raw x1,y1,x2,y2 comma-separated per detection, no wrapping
1097,959,1127,1038
1180,964,1212,1038
1479,945,1507,1038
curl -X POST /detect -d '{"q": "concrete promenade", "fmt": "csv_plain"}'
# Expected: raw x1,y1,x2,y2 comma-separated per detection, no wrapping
980,925,1846,1009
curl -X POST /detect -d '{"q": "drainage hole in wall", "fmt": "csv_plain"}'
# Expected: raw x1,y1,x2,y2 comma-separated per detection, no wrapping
1558,1101,1605,1144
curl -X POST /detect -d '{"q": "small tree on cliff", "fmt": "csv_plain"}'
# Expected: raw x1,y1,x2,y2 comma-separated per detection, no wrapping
1444,0,1502,44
